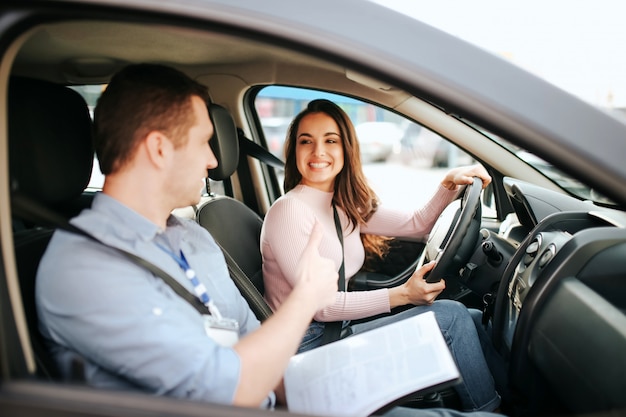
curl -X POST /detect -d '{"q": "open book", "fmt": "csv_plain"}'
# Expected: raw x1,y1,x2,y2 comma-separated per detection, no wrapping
284,311,461,417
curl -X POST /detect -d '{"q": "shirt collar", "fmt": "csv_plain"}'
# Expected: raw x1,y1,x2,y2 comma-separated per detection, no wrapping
85,192,186,244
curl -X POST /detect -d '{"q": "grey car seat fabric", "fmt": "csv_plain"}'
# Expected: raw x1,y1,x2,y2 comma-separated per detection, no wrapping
196,103,272,321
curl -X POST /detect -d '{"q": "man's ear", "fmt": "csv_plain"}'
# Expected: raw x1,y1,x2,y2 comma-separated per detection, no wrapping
144,130,173,168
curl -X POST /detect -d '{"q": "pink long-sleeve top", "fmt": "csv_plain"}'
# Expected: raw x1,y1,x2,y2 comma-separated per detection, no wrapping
260,184,457,322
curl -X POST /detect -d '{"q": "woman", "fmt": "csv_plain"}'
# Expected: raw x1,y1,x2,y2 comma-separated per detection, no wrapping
260,99,499,412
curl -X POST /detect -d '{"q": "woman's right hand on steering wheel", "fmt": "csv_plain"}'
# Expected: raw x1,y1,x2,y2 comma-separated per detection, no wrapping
388,261,445,308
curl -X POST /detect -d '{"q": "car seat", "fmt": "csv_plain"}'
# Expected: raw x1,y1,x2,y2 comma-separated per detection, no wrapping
196,104,273,321
9,76,94,381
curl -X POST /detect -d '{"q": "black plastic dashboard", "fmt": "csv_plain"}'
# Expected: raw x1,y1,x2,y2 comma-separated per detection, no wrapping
492,178,626,415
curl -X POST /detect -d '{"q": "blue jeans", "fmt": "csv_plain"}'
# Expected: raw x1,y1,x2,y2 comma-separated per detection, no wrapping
299,300,501,412
469,309,510,405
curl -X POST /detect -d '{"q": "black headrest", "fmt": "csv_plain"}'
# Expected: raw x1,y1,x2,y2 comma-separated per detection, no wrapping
9,77,94,206
208,103,239,181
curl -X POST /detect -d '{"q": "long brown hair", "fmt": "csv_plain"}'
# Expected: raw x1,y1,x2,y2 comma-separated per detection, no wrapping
283,99,390,264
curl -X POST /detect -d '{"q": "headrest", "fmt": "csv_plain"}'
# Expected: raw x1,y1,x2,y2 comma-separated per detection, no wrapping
8,77,94,206
208,103,239,181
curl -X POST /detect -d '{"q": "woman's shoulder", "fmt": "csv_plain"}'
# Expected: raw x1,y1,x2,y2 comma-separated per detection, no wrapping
262,195,316,241
271,185,323,207
266,186,328,226
267,190,311,216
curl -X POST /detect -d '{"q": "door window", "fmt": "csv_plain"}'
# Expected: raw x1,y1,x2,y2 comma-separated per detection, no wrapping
254,86,475,210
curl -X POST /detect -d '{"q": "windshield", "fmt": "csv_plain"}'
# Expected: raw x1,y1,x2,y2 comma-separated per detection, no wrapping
479,129,615,205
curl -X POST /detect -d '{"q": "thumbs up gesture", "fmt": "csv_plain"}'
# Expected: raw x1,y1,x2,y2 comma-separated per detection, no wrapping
294,221,338,310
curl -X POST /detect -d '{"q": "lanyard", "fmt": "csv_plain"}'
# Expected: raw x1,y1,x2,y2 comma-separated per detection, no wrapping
156,243,223,319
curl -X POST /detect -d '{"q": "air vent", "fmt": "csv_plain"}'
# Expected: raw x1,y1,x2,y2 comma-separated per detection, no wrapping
538,244,556,268
523,234,542,266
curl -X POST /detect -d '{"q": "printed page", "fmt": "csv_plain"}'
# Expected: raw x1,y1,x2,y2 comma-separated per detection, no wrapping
284,311,460,417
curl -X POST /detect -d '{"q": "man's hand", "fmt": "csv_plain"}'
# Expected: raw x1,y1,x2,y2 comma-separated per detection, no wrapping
293,221,338,310
233,222,338,407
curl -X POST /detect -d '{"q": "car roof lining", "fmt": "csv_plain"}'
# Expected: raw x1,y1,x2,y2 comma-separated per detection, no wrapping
13,20,341,83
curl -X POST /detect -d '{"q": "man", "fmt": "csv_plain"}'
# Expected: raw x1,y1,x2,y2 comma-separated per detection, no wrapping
36,64,500,417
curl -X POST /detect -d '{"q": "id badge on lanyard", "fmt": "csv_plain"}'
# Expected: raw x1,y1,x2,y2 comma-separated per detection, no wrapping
203,315,239,347
155,243,240,347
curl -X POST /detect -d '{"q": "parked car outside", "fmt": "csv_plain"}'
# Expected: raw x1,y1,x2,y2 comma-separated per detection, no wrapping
431,140,474,168
355,121,403,163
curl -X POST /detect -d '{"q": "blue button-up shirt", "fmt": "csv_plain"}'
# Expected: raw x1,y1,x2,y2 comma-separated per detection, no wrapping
36,192,263,405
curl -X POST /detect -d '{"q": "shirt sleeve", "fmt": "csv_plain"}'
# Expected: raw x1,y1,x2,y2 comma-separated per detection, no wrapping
261,197,391,322
261,197,324,295
362,184,458,238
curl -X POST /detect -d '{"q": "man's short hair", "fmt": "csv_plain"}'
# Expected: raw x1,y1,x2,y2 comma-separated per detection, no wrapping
94,63,210,174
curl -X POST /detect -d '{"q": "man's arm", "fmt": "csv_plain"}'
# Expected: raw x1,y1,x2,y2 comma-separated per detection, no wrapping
232,222,337,407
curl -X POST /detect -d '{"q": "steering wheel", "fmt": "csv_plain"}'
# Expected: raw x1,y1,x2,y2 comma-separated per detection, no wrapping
420,176,483,283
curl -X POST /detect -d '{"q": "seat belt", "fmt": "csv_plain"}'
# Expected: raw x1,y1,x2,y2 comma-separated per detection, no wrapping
215,241,273,321
237,128,285,169
320,204,346,345
13,193,217,317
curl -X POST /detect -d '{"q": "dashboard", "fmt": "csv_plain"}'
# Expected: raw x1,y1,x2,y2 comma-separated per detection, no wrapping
489,178,626,414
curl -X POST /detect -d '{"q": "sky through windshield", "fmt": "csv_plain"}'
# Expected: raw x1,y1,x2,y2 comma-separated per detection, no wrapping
371,0,626,111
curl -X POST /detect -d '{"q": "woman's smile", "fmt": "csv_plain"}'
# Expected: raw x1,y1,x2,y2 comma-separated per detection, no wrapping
308,160,331,169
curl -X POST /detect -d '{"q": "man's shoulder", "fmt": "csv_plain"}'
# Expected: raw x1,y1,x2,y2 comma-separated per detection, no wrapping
171,214,215,242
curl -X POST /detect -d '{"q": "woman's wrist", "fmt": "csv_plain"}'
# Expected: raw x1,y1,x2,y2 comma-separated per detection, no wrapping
441,181,457,191
388,285,410,308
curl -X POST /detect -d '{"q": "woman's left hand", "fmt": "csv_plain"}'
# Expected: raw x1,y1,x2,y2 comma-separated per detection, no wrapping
441,164,491,191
